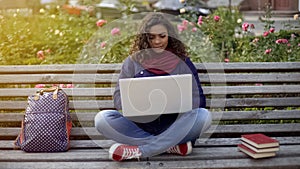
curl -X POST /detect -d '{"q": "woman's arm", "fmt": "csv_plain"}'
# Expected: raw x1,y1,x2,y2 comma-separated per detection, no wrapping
113,57,135,111
185,58,206,108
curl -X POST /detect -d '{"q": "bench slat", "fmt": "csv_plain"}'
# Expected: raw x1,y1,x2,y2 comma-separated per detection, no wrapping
1,110,299,122
1,158,300,169
0,97,299,110
0,158,299,169
197,62,300,72
0,73,300,84
1,137,300,149
1,145,300,161
1,62,299,74
0,85,299,97
0,154,299,169
0,64,123,74
1,124,299,138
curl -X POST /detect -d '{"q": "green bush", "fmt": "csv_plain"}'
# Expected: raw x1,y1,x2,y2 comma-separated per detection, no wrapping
179,2,300,62
180,6,244,61
0,7,97,65
231,29,300,62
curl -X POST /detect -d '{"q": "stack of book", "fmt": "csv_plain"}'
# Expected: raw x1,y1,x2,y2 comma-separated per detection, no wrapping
237,133,280,159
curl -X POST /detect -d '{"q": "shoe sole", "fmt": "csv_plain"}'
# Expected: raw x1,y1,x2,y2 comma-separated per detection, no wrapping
185,141,193,155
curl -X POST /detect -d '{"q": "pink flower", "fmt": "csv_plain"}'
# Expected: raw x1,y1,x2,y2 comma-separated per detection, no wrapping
96,19,107,27
111,28,120,36
252,38,259,43
198,16,203,22
37,50,45,60
269,27,275,33
275,39,282,44
298,43,300,47
264,48,272,54
282,39,289,43
242,22,249,31
250,24,255,29
287,43,291,47
255,83,263,86
59,84,66,88
177,24,187,32
197,20,203,26
182,20,189,27
263,31,269,37
35,84,45,88
276,39,288,44
224,58,230,63
100,41,106,48
214,15,220,22
191,27,197,32
197,16,203,25
45,49,51,54
66,84,74,88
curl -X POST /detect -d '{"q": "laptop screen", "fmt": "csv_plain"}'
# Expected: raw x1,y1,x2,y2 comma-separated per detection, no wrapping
119,74,192,117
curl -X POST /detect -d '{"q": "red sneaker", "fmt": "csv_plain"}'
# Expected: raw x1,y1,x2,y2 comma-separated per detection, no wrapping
166,141,192,156
109,143,142,161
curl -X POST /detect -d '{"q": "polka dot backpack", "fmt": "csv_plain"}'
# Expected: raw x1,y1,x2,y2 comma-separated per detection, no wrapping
14,86,72,152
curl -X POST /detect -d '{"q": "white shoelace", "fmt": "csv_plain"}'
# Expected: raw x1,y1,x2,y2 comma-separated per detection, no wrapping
122,147,142,160
167,146,181,154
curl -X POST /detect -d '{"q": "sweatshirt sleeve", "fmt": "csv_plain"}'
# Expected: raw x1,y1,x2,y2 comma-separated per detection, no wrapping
113,57,135,111
185,58,206,108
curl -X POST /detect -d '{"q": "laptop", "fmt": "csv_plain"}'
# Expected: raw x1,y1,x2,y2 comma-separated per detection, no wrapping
119,74,192,117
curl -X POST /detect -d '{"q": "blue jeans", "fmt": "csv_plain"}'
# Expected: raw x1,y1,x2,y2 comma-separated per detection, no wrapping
94,108,212,157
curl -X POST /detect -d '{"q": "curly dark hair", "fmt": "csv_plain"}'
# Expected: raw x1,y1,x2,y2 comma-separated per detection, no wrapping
130,13,187,63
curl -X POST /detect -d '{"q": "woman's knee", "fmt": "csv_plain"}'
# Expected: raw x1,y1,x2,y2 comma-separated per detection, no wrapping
94,110,119,132
197,108,212,131
196,108,212,126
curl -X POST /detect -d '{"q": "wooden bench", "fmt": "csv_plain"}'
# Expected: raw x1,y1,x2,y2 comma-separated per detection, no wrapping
0,62,299,169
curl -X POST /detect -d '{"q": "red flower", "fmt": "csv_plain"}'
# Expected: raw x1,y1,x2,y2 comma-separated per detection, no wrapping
214,15,220,22
276,39,288,44
242,22,249,31
264,49,272,54
263,31,269,37
269,27,275,33
96,19,107,27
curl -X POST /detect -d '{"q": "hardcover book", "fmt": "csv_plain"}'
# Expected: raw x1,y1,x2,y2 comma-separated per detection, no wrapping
241,133,279,148
237,144,276,159
241,141,279,153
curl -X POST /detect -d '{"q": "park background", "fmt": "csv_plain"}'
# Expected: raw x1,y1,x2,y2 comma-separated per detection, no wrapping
0,0,300,65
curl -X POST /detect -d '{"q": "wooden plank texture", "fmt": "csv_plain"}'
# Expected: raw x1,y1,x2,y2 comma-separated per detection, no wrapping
1,110,299,122
0,62,299,169
0,148,300,169
0,73,300,84
0,97,299,110
1,137,300,149
1,124,300,138
0,62,299,74
1,145,300,161
0,156,299,169
0,85,299,97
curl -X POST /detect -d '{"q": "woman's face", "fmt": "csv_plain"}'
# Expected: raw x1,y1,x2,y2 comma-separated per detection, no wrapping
148,24,169,53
